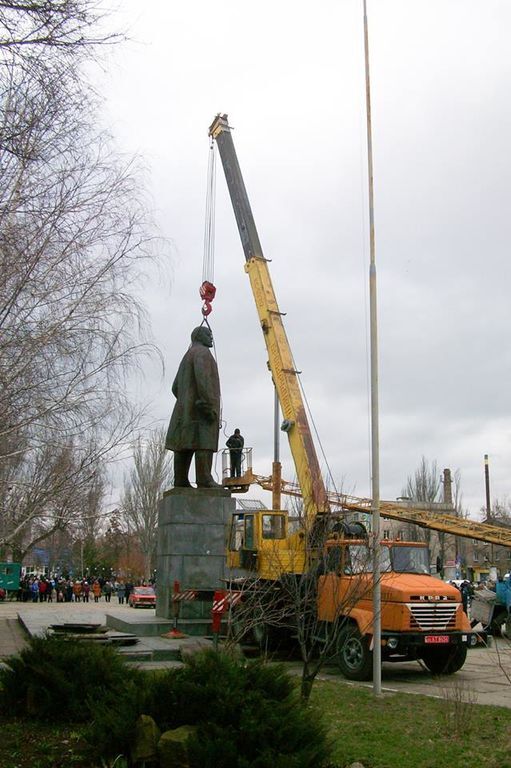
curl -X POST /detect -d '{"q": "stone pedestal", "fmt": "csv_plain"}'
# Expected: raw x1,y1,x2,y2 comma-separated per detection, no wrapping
155,488,235,628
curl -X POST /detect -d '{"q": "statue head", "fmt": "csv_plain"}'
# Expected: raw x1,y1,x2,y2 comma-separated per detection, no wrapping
191,326,213,348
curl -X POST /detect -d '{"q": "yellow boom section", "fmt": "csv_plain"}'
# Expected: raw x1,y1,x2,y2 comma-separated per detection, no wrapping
250,473,511,548
210,114,329,523
244,256,329,522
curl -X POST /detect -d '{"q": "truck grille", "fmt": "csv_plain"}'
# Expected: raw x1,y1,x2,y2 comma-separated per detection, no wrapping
407,603,458,631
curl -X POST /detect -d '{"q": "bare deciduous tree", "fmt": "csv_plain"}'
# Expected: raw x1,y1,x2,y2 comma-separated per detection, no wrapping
0,2,163,558
402,456,442,547
121,428,173,579
225,516,373,702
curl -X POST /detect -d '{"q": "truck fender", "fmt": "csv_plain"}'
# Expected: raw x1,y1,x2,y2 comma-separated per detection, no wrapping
342,608,374,638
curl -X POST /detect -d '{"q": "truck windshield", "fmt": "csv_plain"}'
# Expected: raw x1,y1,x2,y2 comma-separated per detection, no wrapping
391,546,430,574
345,545,391,574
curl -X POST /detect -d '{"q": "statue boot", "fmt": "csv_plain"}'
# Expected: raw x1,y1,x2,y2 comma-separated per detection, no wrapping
195,450,223,489
173,450,193,488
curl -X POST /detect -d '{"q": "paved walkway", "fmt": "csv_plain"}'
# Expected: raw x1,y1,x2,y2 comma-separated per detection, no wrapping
0,600,120,660
0,599,201,667
316,639,511,709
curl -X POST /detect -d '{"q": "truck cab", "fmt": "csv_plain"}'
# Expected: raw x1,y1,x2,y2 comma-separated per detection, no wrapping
318,538,472,679
227,510,472,679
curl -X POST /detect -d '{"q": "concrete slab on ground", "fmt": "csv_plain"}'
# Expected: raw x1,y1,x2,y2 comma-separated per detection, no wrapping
106,611,215,638
106,611,175,637
0,618,28,660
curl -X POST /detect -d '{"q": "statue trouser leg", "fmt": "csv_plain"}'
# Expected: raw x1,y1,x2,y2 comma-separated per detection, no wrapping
195,450,222,488
174,450,193,488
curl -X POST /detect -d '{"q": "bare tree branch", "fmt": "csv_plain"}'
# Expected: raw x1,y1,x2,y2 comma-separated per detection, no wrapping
120,428,173,579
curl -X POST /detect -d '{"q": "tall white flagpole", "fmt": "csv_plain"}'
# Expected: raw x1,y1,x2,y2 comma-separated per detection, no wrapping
363,0,382,696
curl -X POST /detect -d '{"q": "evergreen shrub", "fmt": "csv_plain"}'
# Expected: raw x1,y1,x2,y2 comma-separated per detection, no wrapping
143,649,330,768
0,640,330,766
0,634,141,721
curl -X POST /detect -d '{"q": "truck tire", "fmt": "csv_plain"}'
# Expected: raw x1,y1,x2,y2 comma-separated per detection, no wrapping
252,622,287,653
421,644,467,675
504,615,511,640
337,625,373,681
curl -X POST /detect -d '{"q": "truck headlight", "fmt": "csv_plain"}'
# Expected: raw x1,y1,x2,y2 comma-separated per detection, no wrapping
387,637,399,649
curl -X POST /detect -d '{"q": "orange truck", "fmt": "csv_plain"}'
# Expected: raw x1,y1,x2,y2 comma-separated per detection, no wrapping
318,536,472,679
212,114,474,678
225,506,473,678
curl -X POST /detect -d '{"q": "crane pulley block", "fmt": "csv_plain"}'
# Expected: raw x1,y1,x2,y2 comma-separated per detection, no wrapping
200,280,216,316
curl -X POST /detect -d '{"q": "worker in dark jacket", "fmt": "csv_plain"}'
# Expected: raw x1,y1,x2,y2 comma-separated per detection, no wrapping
165,326,222,488
226,429,244,477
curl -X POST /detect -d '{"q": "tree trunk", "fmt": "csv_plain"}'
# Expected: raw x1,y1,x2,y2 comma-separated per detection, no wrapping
300,666,315,703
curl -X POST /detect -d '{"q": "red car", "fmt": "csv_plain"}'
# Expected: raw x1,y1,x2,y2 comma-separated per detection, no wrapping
128,586,156,608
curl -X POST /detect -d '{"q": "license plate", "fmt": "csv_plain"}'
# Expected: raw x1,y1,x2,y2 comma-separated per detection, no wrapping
425,635,449,644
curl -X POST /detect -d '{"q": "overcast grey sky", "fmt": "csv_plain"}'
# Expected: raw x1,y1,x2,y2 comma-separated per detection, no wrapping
99,0,511,517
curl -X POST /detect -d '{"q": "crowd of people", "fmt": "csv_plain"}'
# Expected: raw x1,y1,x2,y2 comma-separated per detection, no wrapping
16,575,143,605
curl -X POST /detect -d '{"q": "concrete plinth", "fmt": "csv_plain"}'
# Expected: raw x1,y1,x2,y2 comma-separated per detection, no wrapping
156,488,235,631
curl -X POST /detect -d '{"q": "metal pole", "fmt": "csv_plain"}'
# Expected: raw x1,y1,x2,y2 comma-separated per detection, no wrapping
484,454,491,518
363,0,382,695
484,454,494,568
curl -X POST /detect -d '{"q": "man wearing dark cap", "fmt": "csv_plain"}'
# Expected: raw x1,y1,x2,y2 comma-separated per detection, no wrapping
226,428,244,477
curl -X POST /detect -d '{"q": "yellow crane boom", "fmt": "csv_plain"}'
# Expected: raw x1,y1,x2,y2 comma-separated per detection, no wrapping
211,113,511,554
243,471,511,547
209,114,329,523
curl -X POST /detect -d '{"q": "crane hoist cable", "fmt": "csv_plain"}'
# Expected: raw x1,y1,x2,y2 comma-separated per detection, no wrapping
199,139,223,461
200,138,217,317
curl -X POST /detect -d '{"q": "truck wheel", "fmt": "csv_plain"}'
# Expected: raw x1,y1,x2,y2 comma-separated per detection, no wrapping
422,644,467,675
504,615,511,640
337,625,373,681
252,622,291,653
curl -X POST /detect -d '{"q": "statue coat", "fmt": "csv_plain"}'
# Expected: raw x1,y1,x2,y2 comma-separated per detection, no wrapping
165,341,220,452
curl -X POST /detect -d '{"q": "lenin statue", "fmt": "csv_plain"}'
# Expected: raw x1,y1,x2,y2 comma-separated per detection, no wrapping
165,326,222,489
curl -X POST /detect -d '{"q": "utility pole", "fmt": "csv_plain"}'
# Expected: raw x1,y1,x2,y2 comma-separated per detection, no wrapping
484,454,495,572
362,0,382,696
484,454,491,518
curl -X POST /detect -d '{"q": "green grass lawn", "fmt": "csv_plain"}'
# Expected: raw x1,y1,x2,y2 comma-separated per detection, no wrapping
310,679,511,768
0,720,92,768
2,679,511,768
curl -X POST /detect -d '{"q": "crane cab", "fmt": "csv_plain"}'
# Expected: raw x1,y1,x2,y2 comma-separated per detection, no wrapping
227,509,306,580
